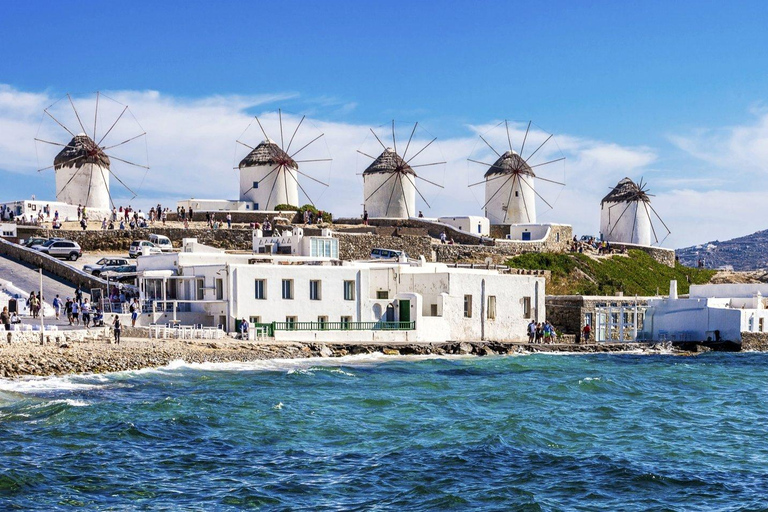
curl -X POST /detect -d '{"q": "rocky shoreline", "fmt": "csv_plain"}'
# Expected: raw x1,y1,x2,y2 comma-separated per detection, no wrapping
0,336,693,379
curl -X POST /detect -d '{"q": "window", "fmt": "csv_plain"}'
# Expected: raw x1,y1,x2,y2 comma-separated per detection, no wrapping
253,181,259,189
196,278,204,300
310,238,339,258
430,304,438,316
487,296,497,320
376,290,389,299
340,316,352,329
318,316,328,329
310,280,322,300
285,316,297,329
215,278,223,300
254,203,259,210
282,279,293,300
250,316,261,325
760,318,765,332
464,295,473,318
343,280,355,301
523,297,531,318
585,312,593,326
254,279,266,299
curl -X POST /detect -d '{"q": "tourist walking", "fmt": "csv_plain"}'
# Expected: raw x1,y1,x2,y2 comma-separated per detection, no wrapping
74,285,83,304
81,299,92,328
52,294,62,320
440,231,447,244
363,210,369,226
226,213,232,229
65,297,73,325
130,298,139,327
71,300,80,326
582,323,591,343
112,315,121,344
1,306,10,332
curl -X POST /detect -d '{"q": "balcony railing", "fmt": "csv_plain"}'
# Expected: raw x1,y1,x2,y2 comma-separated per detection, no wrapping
253,321,415,336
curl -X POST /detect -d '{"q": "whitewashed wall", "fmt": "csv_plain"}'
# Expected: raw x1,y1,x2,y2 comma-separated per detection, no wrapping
485,175,536,225
363,172,416,219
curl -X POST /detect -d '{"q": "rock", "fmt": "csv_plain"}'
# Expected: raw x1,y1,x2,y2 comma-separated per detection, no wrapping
383,348,400,356
59,343,69,349
458,342,474,354
318,345,333,358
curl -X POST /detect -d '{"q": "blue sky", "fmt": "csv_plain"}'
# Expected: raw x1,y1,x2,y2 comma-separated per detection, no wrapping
2,1,768,247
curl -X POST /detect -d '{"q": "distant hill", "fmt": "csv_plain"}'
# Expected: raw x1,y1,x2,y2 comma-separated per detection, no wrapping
676,229,768,271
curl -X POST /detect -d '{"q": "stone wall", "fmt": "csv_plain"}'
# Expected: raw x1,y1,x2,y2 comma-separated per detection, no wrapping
545,295,654,337
0,237,110,292
1,327,109,345
337,217,486,246
21,227,254,252
741,332,768,351
610,242,675,267
336,233,434,261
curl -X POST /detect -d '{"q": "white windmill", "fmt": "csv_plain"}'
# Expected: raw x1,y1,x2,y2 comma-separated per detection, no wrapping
237,110,331,211
468,120,565,225
600,177,670,246
359,121,445,219
35,93,149,215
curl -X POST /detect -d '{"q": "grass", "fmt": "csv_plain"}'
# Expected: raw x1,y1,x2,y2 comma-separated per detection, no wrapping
505,250,716,296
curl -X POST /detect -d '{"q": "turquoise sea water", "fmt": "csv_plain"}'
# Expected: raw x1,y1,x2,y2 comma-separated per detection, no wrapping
1,352,767,510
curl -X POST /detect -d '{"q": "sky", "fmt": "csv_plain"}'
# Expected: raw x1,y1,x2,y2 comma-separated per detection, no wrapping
1,0,768,248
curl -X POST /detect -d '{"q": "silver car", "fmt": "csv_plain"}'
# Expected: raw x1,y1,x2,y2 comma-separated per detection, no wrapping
36,239,82,261
129,240,162,258
83,257,130,276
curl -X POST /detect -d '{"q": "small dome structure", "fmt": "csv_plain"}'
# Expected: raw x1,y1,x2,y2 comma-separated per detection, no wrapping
600,177,652,246
484,150,537,224
363,148,416,218
54,133,111,211
239,140,299,210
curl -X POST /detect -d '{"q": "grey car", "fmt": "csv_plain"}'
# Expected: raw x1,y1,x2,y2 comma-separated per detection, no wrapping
83,257,130,276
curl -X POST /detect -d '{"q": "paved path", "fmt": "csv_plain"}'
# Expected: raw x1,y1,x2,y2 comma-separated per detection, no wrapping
0,254,84,300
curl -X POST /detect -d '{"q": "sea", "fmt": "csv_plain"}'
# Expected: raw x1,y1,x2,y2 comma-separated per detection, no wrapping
0,352,767,511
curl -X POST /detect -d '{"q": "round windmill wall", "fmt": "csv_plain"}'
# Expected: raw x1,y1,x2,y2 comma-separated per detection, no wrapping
364,172,416,218
240,164,299,210
485,174,536,224
55,162,111,212
600,201,652,246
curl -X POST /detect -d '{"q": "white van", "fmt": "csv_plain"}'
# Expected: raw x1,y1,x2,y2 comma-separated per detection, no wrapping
370,248,408,260
149,234,174,252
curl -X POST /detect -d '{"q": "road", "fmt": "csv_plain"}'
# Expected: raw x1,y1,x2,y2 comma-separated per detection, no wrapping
0,254,84,301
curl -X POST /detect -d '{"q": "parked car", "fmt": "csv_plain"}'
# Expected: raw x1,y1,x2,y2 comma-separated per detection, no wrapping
35,239,82,261
129,240,162,258
370,248,408,260
23,237,49,248
101,265,138,283
149,234,174,252
83,257,130,276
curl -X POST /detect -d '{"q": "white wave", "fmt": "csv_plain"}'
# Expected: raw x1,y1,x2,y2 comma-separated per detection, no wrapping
0,374,105,394
49,399,89,407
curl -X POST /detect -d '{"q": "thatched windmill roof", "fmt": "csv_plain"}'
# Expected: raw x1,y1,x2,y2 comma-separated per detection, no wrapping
485,150,534,178
239,140,298,170
54,134,110,169
601,177,650,204
363,148,416,176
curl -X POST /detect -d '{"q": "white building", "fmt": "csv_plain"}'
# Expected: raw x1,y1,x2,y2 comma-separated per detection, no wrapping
363,148,416,219
484,150,537,225
135,235,545,343
54,134,112,216
437,216,490,237
239,140,299,210
641,282,768,343
0,199,85,224
600,178,652,246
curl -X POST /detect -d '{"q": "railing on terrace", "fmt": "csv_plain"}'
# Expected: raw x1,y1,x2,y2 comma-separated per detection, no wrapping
253,321,416,337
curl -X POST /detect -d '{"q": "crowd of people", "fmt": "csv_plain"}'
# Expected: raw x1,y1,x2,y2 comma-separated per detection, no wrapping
527,320,559,344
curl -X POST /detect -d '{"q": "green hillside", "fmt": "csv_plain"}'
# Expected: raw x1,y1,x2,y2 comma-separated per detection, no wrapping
505,250,716,296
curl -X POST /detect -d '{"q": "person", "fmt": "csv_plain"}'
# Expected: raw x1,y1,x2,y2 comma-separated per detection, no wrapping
92,306,104,327
52,294,62,320
582,323,591,343
440,231,447,244
80,218,87,231
101,218,107,230
240,318,249,340
81,298,91,328
226,212,232,229
129,298,139,327
74,285,83,304
188,207,194,222
77,204,82,221
65,297,73,325
418,211,424,218
535,323,544,343
1,306,10,332
161,209,167,225
362,210,369,226
527,320,536,343
71,300,80,326
112,315,121,344
29,292,40,319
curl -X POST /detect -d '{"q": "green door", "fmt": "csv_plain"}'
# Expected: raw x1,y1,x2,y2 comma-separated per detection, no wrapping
399,300,410,323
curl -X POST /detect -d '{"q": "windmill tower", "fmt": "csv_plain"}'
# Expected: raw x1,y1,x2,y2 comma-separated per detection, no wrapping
600,177,670,246
54,134,111,211
35,93,149,215
239,140,299,210
360,121,445,219
468,121,565,225
237,110,331,211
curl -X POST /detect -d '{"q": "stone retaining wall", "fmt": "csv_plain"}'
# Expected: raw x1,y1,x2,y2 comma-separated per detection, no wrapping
0,237,110,292
336,233,434,261
741,332,768,351
610,242,676,267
